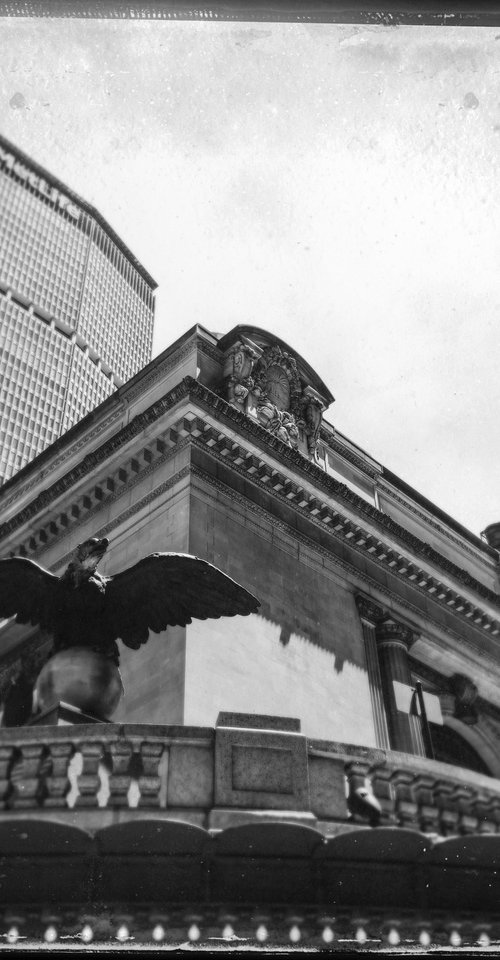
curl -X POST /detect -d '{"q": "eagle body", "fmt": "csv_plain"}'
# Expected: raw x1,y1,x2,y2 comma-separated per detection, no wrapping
51,568,118,662
0,538,260,671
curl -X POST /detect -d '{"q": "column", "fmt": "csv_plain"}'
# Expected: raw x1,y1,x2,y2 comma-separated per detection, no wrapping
376,618,426,756
355,597,390,750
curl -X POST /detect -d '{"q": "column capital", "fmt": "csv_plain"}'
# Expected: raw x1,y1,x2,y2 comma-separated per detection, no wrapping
355,595,385,625
376,617,415,650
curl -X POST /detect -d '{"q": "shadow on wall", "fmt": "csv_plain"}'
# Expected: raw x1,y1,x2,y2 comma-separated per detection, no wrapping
258,597,362,674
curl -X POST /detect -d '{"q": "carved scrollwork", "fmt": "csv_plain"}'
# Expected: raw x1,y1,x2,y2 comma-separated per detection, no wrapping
221,340,325,458
355,595,384,624
252,345,302,414
450,673,479,725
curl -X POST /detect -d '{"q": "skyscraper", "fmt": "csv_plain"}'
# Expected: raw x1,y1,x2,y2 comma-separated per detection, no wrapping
0,134,157,484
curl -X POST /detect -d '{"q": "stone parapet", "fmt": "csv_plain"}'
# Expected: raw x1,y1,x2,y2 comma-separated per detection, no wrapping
0,718,499,836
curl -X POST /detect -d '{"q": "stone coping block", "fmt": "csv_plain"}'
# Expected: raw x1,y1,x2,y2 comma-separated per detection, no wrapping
216,712,301,732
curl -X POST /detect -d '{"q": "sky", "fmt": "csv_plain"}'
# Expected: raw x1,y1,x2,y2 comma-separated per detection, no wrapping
1,16,499,537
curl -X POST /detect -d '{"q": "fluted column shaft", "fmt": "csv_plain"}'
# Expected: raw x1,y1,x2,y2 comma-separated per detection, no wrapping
376,619,425,757
356,597,390,749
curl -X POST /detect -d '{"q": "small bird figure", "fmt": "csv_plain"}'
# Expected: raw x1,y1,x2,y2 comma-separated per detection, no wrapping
0,537,260,667
347,784,382,827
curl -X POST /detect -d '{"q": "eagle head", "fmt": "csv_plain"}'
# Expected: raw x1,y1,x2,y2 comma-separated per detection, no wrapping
75,537,109,571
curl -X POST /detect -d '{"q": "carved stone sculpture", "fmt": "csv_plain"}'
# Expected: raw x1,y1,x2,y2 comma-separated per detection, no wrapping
222,338,325,458
0,537,260,723
223,340,258,409
450,673,479,725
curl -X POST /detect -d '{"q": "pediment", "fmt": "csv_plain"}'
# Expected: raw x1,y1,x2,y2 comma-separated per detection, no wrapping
218,325,334,460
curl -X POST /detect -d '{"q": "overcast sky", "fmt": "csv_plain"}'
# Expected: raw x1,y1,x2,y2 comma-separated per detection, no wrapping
1,17,499,537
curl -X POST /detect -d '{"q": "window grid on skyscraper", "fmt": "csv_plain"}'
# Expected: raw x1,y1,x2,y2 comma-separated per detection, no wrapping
0,134,157,485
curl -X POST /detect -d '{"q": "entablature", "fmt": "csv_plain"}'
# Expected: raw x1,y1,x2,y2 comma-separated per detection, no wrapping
1,378,500,652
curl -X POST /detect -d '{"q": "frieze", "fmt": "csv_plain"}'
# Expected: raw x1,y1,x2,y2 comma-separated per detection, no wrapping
189,464,500,670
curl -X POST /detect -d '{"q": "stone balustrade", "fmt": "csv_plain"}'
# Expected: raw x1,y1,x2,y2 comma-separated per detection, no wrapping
0,715,498,838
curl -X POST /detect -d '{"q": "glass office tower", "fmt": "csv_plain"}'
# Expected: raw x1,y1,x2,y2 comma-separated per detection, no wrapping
0,134,157,484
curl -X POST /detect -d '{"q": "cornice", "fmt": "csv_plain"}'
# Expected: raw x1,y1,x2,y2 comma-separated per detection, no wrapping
4,453,500,687
0,407,124,514
184,382,500,609
185,431,500,638
1,377,500,636
376,477,492,567
197,336,224,363
0,337,221,518
124,338,197,402
53,464,192,571
319,427,381,480
0,379,192,541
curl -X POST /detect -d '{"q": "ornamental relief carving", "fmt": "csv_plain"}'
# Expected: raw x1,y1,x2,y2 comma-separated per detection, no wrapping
222,340,325,459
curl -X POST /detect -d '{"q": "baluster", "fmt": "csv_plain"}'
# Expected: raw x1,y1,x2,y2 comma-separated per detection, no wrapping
10,743,46,809
76,742,104,807
434,780,459,837
413,774,439,834
390,770,419,829
487,796,500,834
0,746,15,809
44,743,74,808
475,792,496,834
370,764,397,825
108,741,133,806
451,785,478,835
138,742,165,808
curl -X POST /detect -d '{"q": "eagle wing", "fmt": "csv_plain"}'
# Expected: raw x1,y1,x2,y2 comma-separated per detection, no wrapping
104,553,260,650
0,558,59,631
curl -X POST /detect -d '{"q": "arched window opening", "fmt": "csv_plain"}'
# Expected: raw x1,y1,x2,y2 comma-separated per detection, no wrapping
430,722,490,776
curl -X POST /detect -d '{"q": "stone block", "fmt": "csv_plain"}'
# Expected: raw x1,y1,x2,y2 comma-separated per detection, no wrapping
167,744,214,808
215,727,310,811
308,754,348,820
216,712,300,732
208,808,317,830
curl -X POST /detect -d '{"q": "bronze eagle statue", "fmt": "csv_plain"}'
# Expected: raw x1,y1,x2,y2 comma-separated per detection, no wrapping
0,537,260,668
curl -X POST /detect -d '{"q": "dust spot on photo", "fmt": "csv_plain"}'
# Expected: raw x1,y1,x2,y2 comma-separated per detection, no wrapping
463,92,479,110
9,92,26,110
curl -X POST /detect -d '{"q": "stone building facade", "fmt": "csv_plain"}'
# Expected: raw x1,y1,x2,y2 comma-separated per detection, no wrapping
0,324,500,948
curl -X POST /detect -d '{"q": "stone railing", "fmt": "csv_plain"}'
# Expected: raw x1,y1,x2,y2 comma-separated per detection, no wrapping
344,747,500,836
0,716,499,837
